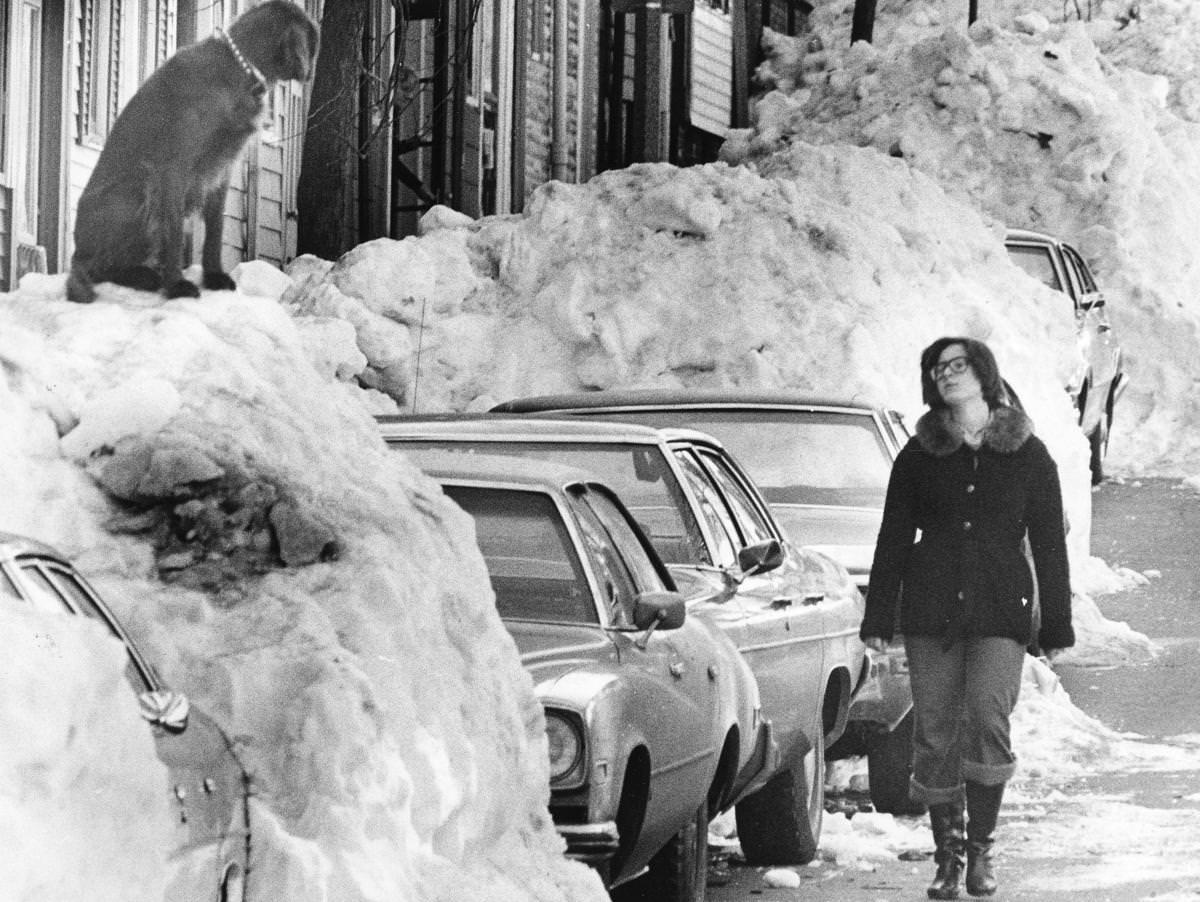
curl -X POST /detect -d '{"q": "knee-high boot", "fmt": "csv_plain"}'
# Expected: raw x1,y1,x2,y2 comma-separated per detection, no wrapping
926,801,966,900
965,781,1005,897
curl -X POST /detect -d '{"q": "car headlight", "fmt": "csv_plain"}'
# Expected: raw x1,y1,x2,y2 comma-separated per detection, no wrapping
545,711,584,783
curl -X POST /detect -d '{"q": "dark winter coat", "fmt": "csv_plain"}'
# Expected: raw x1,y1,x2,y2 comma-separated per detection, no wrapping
860,405,1074,651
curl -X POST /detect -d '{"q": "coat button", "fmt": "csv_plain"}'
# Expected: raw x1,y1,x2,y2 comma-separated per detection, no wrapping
966,484,975,493
963,521,972,531
957,591,965,601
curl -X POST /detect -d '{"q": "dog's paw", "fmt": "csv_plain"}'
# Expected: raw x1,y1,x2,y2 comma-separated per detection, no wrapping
203,271,237,292
165,279,201,299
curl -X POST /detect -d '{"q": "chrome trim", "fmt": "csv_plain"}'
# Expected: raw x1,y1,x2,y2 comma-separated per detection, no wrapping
557,822,621,861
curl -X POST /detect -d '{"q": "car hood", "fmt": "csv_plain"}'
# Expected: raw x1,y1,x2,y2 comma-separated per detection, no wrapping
503,619,619,693
770,504,882,580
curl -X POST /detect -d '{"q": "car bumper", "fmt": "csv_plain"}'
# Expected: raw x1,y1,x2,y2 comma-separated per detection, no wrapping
727,716,778,807
848,643,912,731
557,822,621,863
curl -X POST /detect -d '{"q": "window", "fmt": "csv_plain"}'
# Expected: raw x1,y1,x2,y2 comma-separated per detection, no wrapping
18,559,155,693
673,450,739,567
0,565,21,600
398,440,709,566
443,485,597,624
79,0,122,146
573,487,667,596
569,490,641,619
695,449,776,547
1007,243,1063,294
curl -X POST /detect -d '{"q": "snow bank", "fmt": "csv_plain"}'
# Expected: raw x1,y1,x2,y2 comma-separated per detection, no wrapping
726,0,1200,478
0,607,173,901
0,286,602,902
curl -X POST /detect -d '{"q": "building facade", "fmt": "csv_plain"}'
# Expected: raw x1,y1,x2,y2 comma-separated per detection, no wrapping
0,0,810,291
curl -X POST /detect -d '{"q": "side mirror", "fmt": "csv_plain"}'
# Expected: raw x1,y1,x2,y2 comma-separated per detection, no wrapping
633,591,687,632
737,539,785,578
139,689,190,734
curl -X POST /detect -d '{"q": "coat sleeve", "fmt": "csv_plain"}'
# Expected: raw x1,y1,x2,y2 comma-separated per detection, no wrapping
861,441,920,641
1027,440,1074,650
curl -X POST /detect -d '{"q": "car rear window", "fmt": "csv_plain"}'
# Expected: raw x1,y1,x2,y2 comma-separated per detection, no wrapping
443,485,599,624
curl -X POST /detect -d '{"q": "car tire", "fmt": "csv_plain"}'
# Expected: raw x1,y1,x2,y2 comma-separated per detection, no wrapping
1087,423,1104,485
865,710,926,816
734,737,824,865
611,796,708,902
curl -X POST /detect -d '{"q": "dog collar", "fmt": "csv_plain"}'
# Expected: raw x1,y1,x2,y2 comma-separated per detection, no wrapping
216,28,267,93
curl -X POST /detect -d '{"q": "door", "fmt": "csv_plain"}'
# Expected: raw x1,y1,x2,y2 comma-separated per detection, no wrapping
673,445,829,752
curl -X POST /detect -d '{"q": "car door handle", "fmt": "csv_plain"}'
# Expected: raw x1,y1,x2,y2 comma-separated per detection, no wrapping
770,596,794,609
802,593,825,605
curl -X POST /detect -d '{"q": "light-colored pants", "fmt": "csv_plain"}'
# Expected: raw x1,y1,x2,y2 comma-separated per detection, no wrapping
904,635,1026,805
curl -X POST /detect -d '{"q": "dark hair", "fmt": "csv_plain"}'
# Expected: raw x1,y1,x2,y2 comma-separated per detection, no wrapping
920,336,1007,409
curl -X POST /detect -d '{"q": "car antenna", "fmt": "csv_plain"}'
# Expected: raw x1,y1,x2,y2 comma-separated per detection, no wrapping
411,295,427,414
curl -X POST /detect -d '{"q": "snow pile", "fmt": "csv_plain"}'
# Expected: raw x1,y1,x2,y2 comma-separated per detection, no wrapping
281,156,1100,565
0,286,602,902
724,0,1200,477
0,607,173,901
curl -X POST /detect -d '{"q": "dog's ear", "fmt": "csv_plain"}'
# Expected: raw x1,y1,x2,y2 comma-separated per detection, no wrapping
276,18,319,83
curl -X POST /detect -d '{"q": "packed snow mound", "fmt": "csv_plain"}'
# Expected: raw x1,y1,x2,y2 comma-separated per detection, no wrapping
722,0,1200,476
0,285,603,902
0,607,173,901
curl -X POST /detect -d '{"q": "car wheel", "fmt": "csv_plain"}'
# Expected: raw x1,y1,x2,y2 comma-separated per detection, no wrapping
734,737,824,865
866,710,926,816
1087,423,1104,485
612,796,708,902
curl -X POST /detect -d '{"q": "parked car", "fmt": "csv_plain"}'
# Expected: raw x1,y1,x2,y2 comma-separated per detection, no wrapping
0,531,251,901
406,453,758,900
1005,227,1128,483
379,414,869,864
489,389,923,815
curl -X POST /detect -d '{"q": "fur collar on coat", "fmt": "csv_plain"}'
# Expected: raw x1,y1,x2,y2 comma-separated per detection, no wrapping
915,405,1033,457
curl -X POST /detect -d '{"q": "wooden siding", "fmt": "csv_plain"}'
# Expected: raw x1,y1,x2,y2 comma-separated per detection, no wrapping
691,3,732,136
0,186,11,291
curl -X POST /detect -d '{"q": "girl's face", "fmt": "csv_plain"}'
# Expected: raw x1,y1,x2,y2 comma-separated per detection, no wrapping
931,343,983,406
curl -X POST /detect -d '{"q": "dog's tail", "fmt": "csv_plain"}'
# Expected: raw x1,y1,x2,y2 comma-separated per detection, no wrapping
66,265,97,303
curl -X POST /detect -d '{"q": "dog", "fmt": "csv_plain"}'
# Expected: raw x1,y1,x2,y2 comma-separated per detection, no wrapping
66,1,319,303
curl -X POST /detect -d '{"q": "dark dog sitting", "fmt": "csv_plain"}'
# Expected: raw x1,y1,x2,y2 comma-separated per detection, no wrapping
66,1,319,303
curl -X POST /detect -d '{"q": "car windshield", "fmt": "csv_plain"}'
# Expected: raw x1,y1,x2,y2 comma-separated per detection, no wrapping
578,409,894,509
442,485,598,624
402,441,710,566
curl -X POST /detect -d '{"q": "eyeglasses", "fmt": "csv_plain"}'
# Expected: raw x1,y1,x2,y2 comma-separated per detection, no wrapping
929,355,971,381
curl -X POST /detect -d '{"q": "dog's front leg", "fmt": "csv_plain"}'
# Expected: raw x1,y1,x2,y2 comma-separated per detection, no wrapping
201,179,237,292
156,168,201,299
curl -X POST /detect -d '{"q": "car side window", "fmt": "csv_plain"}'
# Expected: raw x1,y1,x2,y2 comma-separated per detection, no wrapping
1062,243,1098,294
694,450,776,547
569,491,641,620
578,489,669,596
0,565,21,600
19,561,155,693
672,450,739,568
1007,243,1062,293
